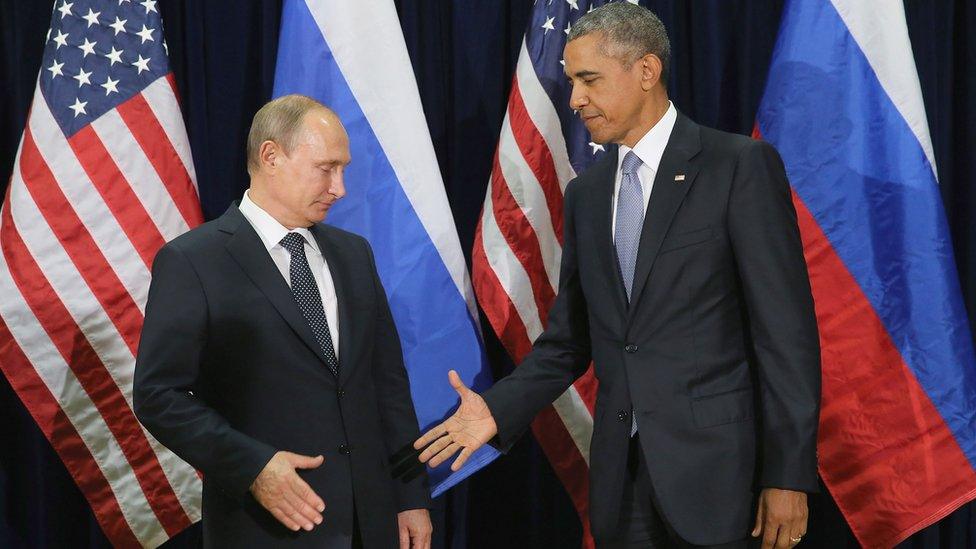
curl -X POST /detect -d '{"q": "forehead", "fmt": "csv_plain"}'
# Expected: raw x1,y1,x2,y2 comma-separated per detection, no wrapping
564,33,614,71
296,111,350,160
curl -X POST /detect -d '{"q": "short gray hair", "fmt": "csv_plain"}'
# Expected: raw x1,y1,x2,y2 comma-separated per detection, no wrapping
568,2,671,85
246,94,330,175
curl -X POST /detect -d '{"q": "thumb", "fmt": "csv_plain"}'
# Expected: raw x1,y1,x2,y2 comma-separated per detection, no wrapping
448,370,471,398
751,499,764,537
289,453,325,470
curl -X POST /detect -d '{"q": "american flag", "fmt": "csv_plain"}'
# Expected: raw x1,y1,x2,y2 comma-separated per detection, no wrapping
0,1,203,546
472,0,624,545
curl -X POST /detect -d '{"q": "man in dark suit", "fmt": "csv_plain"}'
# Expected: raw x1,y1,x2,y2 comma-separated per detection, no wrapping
415,4,820,548
134,94,432,548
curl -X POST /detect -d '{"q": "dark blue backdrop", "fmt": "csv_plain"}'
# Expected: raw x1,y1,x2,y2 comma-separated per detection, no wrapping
1,1,974,547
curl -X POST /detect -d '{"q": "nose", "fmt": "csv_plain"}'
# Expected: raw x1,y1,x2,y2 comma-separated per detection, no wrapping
330,168,346,200
569,82,587,111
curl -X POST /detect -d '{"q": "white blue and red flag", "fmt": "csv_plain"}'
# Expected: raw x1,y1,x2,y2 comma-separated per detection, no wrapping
271,0,499,496
756,1,976,545
0,0,204,546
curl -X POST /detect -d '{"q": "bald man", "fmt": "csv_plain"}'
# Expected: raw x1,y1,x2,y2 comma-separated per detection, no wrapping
135,95,432,549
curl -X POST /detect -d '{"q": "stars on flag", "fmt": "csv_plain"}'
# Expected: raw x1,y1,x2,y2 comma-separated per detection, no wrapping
82,8,101,28
132,54,151,74
57,1,74,19
48,59,65,78
78,37,98,57
109,17,127,35
39,0,171,132
105,46,124,66
73,67,93,87
542,16,556,34
101,76,120,95
136,24,155,43
52,29,70,49
69,97,88,117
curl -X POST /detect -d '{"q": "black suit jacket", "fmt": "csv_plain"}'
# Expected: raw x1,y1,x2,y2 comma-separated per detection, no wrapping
134,205,429,548
482,113,821,545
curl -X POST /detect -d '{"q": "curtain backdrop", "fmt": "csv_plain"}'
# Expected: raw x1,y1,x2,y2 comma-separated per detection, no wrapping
1,1,973,547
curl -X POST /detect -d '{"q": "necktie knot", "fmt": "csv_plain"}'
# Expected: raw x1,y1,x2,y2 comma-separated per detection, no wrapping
279,232,306,255
621,151,643,175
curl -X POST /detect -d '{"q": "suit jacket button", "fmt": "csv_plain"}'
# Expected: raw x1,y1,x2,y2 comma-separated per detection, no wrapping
625,344,638,353
338,444,350,455
338,389,345,398
617,410,628,421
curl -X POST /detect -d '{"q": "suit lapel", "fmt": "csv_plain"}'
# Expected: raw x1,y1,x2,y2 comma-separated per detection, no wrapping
309,224,355,386
220,206,336,373
589,151,628,315
627,113,702,319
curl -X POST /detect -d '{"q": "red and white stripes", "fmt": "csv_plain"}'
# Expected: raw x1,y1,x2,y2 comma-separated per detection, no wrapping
0,74,202,548
472,39,599,546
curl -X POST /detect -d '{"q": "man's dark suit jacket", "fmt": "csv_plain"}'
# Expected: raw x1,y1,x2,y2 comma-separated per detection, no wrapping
482,112,821,546
134,205,429,548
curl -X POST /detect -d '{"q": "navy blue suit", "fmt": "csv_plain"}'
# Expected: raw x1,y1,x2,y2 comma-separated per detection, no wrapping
134,205,429,548
482,113,821,546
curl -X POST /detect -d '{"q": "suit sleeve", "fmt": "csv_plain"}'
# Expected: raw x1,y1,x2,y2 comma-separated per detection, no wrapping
134,243,277,499
728,139,821,493
364,240,432,511
481,178,593,452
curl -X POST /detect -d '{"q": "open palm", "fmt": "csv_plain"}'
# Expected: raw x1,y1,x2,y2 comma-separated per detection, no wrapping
414,370,498,471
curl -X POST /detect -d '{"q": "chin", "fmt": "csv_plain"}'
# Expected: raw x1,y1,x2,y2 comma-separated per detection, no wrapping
308,209,329,224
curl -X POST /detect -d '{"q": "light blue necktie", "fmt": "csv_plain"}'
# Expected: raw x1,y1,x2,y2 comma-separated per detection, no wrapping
615,151,644,301
614,151,644,436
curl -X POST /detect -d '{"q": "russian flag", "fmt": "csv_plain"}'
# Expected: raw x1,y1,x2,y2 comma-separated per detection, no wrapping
271,0,499,496
756,0,976,545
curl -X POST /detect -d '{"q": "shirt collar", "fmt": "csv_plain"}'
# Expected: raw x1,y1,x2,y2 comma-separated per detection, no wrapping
239,190,320,254
617,101,678,176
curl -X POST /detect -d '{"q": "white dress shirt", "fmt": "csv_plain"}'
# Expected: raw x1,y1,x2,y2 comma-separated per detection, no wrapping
239,191,340,358
611,101,678,240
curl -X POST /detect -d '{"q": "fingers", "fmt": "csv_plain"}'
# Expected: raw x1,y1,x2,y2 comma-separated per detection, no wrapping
287,452,325,470
427,442,462,469
414,423,448,450
280,491,319,531
399,524,410,549
268,505,304,532
290,475,326,513
414,527,432,549
774,522,797,549
253,451,327,532
451,445,474,472
283,483,323,526
761,520,779,549
788,517,807,547
418,432,455,463
448,369,470,397
751,501,765,537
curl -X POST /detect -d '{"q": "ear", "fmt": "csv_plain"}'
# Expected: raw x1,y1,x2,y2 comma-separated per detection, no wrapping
639,54,663,91
259,140,279,173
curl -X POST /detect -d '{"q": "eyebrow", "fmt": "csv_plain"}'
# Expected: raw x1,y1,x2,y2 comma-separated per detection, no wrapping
567,70,600,79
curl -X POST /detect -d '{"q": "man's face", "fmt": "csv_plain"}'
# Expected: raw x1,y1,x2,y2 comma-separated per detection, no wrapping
564,33,648,146
271,110,351,226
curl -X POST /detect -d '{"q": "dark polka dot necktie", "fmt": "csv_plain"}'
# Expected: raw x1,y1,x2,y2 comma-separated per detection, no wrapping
280,232,339,376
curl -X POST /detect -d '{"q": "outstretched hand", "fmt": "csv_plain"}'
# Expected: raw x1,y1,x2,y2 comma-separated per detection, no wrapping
414,370,498,471
250,451,326,532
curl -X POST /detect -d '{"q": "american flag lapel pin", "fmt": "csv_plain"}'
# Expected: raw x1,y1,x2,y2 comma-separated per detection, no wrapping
674,174,686,183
